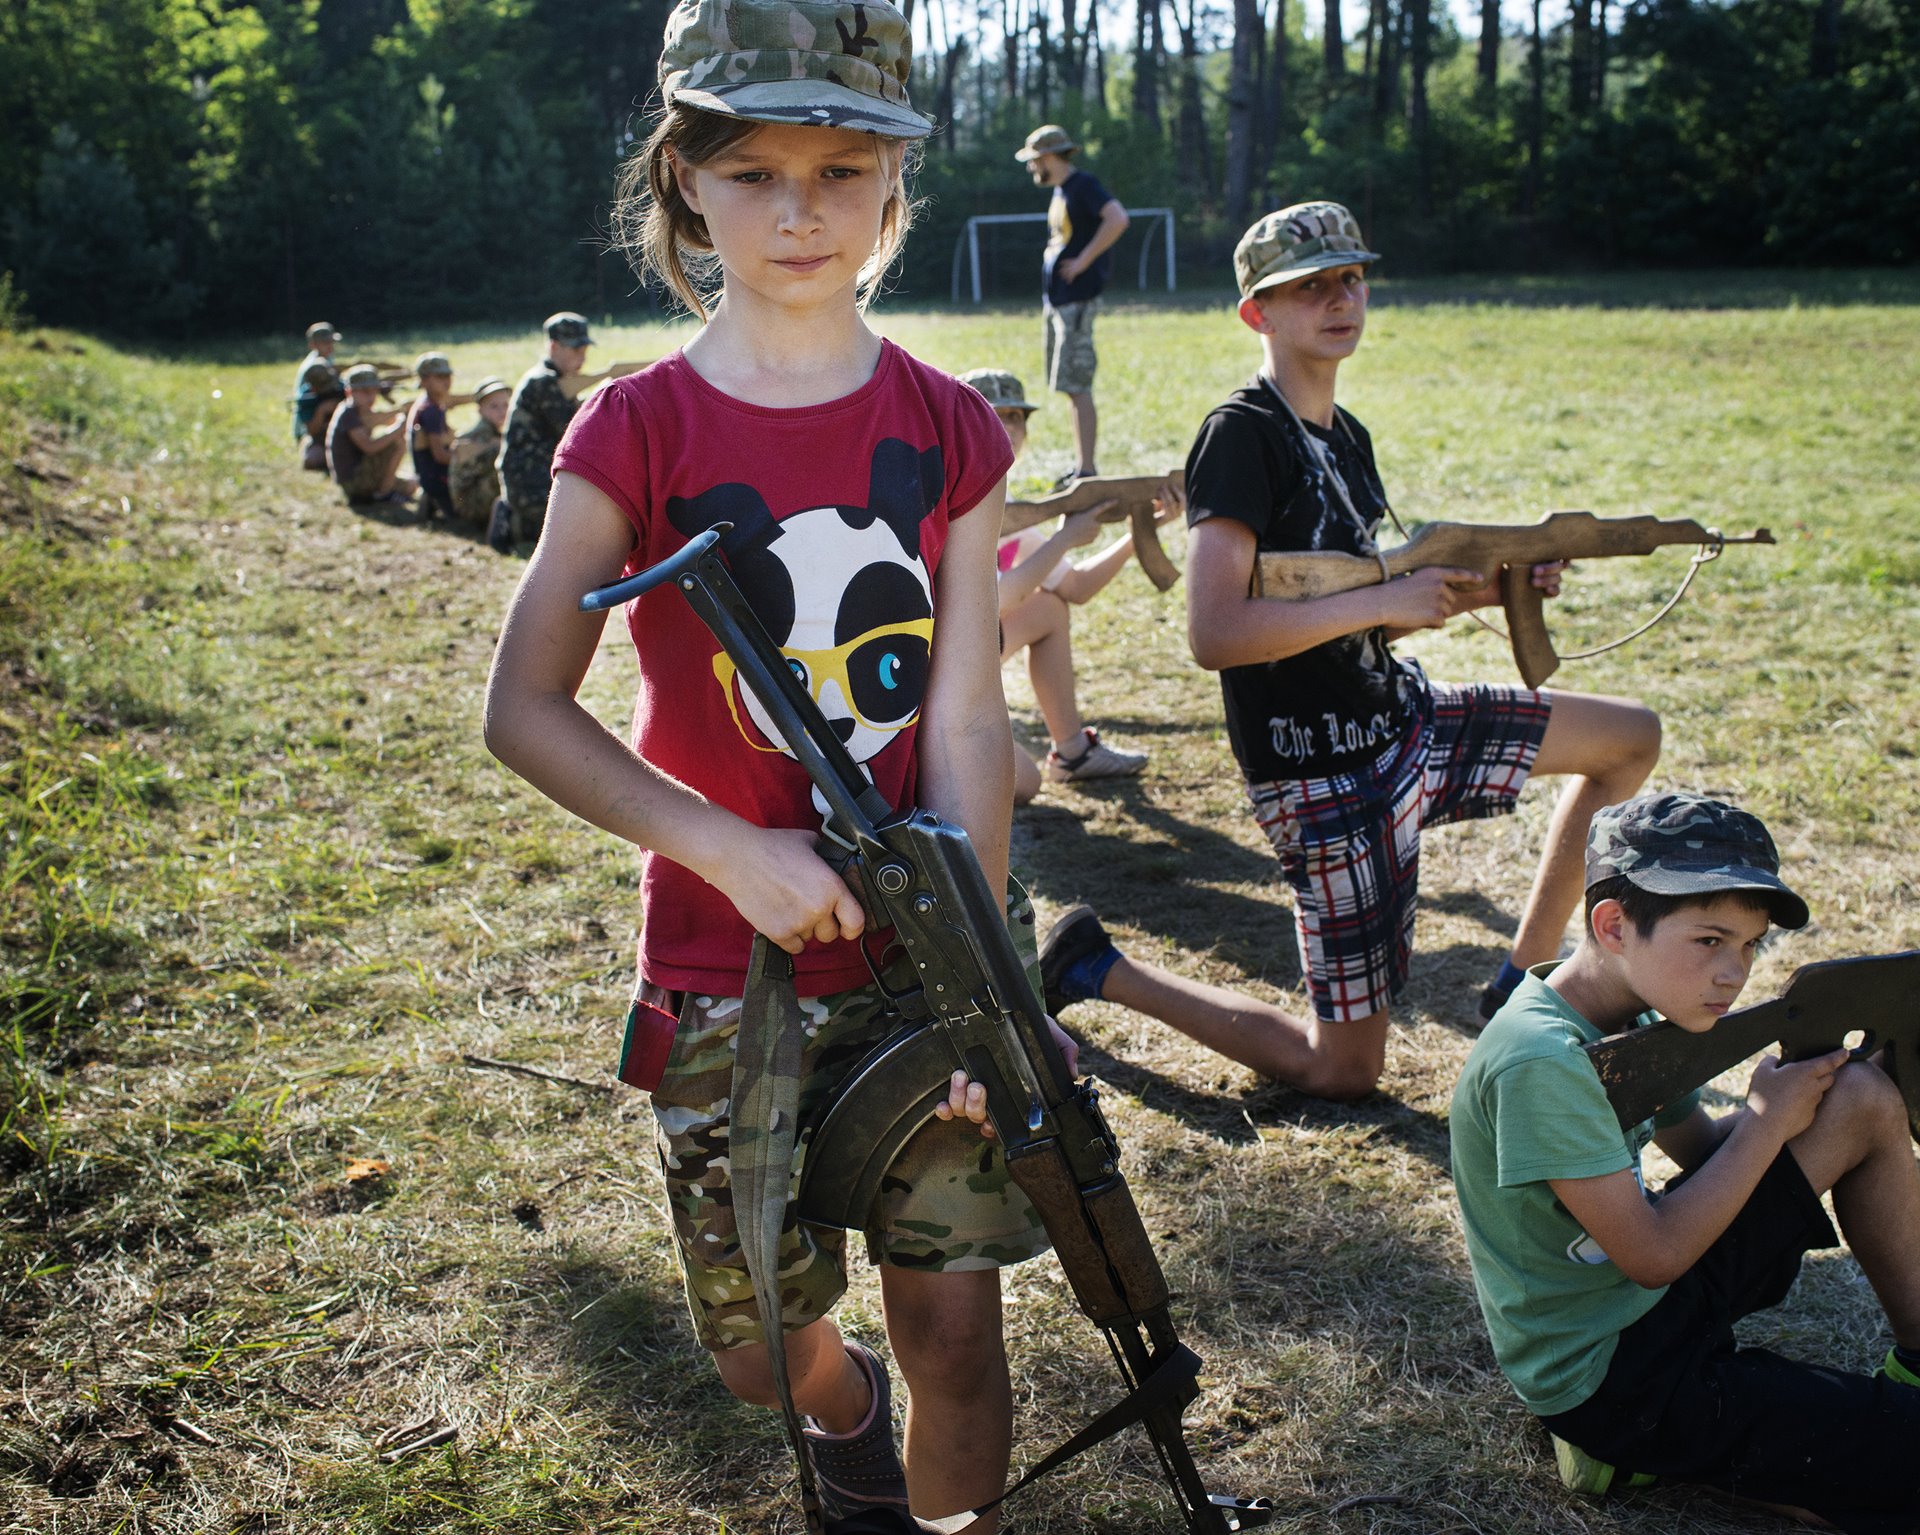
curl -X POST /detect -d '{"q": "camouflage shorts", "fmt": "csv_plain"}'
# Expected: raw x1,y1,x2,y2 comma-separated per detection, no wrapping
650,943,1051,1352
1043,297,1100,395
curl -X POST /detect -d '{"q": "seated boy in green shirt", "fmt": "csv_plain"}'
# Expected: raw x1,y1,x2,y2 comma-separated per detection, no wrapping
1452,792,1920,1531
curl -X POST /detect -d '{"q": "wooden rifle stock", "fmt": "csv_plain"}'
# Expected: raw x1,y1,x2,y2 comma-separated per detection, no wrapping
1584,951,1920,1139
1003,472,1184,592
1254,511,1775,687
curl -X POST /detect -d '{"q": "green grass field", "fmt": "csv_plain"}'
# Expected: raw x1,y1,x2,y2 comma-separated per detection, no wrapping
3,275,1918,1534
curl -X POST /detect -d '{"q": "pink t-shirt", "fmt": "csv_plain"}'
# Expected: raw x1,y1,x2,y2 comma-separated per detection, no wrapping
552,342,1013,997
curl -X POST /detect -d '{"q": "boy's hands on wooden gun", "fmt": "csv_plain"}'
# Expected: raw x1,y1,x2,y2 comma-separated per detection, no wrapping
1059,501,1115,549
1747,1047,1848,1142
1150,475,1185,525
1379,566,1490,629
930,1019,1081,1138
715,826,867,955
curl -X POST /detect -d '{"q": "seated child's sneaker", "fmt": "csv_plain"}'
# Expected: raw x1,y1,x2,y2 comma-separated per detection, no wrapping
803,1343,914,1531
1046,728,1147,784
1552,1434,1657,1497
1039,904,1120,1015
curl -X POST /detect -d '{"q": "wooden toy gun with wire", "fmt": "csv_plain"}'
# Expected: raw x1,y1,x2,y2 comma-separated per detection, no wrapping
581,528,1272,1534
1585,951,1920,1141
1004,471,1186,592
1254,511,1775,687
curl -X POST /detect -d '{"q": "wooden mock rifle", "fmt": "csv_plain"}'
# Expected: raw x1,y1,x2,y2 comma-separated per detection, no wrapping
1254,511,1776,687
1584,952,1920,1140
1003,472,1185,592
581,529,1272,1535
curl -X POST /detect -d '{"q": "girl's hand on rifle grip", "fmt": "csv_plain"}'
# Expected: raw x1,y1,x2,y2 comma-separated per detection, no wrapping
932,1070,996,1138
1046,1015,1081,1079
710,825,866,956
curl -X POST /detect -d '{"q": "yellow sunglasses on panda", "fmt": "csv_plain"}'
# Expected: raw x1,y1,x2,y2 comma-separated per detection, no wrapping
711,618,934,750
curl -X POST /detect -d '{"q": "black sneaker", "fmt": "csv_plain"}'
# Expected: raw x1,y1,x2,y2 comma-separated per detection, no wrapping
1476,982,1512,1023
486,497,514,555
1038,904,1113,1016
803,1344,915,1532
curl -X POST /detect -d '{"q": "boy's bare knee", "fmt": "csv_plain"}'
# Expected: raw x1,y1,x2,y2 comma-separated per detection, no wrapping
1304,1059,1383,1101
1829,1058,1909,1141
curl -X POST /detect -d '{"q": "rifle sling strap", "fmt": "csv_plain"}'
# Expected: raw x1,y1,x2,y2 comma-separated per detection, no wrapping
734,934,825,1534
915,1341,1205,1535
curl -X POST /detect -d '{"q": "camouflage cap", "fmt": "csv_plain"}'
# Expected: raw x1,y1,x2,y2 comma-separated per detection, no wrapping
544,312,594,347
414,351,453,377
1235,201,1381,299
659,0,933,140
472,376,511,401
957,368,1038,414
1014,123,1077,162
343,364,384,391
306,321,341,343
1586,792,1809,930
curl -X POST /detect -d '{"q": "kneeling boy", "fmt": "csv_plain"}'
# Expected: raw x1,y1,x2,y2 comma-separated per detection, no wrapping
1452,792,1920,1530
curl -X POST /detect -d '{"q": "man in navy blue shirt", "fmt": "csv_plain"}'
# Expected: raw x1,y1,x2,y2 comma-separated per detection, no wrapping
1016,124,1130,487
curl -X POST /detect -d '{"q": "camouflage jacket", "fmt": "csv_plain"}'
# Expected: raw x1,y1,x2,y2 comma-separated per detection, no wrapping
498,359,578,515
449,418,503,526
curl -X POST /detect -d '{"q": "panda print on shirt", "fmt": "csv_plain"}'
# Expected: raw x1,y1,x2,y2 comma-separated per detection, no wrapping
666,437,944,808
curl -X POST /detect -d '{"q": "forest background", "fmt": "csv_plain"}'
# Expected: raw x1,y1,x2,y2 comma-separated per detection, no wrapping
3,0,1916,338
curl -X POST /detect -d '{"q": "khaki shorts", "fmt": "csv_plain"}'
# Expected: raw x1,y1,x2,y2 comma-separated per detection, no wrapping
337,436,404,501
1043,297,1100,395
650,963,1050,1352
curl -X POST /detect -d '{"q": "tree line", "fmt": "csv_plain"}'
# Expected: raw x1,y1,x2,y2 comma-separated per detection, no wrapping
1,0,1912,339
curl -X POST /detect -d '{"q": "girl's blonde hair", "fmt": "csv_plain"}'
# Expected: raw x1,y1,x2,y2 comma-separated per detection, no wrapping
612,105,919,321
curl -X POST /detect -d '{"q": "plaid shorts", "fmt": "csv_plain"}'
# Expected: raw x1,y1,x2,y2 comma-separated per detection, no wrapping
1246,675,1552,1023
647,894,1053,1352
1043,298,1100,395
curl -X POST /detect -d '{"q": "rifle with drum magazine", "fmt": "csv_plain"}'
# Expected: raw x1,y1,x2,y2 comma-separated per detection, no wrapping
1255,511,1775,687
1584,951,1920,1139
581,529,1272,1535
1003,471,1185,592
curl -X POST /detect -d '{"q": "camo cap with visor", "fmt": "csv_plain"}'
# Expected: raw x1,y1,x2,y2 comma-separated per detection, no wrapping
1235,201,1381,299
957,368,1038,414
659,0,933,139
544,312,594,347
1585,792,1810,931
414,351,453,377
343,364,384,391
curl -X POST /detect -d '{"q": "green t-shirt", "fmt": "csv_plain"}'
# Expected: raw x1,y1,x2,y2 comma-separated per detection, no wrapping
1449,967,1700,1415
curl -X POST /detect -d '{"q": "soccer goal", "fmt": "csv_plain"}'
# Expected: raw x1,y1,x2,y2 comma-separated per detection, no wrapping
949,209,1177,304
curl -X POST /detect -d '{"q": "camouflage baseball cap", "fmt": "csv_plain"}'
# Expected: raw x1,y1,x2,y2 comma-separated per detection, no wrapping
472,376,511,401
544,312,594,347
1014,124,1077,162
659,0,933,139
306,321,341,343
414,351,453,377
343,364,384,391
1235,201,1381,299
957,368,1037,414
1586,792,1809,930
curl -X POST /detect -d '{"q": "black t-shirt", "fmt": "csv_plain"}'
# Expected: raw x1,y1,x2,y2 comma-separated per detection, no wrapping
1044,169,1115,307
1184,381,1418,780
